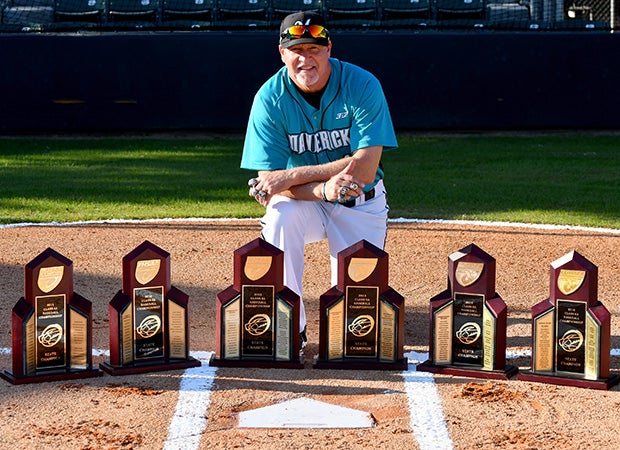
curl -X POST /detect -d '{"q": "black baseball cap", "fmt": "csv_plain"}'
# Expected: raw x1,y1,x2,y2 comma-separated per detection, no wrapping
279,11,330,49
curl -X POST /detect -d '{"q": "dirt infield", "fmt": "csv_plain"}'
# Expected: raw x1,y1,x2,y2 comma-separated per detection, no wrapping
1,220,620,449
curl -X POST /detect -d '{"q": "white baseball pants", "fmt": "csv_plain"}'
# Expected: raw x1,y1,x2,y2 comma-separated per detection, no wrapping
260,180,388,330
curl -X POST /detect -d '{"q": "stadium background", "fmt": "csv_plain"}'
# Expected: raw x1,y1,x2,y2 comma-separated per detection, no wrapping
0,0,619,132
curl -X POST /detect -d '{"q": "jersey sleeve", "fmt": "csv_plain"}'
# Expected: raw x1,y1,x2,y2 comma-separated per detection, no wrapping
240,85,291,171
348,71,398,153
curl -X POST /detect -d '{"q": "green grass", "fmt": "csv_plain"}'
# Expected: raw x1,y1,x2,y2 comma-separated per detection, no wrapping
0,138,263,222
0,134,619,228
384,135,620,228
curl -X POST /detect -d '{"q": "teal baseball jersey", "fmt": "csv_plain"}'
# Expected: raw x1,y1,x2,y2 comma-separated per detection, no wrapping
241,58,398,191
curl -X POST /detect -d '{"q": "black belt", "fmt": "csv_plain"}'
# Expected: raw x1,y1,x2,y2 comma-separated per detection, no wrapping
342,187,375,208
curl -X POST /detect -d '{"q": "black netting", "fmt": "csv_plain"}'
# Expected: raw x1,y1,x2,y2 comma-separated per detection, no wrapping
0,0,616,31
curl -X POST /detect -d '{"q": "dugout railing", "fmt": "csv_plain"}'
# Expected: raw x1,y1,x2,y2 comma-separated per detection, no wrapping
0,0,616,31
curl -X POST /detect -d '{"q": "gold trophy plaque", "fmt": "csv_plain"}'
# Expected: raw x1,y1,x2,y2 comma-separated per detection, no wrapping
1,248,101,384
100,240,200,375
314,240,406,370
210,238,303,369
518,251,619,389
418,243,517,379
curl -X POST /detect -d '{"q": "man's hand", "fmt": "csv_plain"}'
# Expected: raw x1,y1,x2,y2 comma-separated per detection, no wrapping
322,159,364,202
248,177,270,206
247,169,296,206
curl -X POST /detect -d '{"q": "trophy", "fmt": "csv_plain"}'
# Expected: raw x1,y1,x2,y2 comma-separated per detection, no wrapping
1,248,102,384
314,240,406,370
417,243,517,379
210,238,303,368
518,250,620,389
100,240,200,375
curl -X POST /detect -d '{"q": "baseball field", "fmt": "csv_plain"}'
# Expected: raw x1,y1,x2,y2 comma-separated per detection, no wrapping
1,134,619,449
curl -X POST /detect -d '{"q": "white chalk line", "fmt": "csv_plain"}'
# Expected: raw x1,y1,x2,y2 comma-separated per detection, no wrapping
391,218,620,235
0,217,256,229
2,217,620,236
163,351,216,450
405,351,454,450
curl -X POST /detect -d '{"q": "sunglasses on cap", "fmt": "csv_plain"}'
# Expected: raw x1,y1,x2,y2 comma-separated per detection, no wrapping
280,24,329,40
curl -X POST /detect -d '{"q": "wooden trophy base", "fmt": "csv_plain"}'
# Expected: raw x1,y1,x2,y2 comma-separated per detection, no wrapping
518,371,620,390
99,357,201,376
1,368,103,385
416,360,519,380
209,354,304,369
313,357,408,371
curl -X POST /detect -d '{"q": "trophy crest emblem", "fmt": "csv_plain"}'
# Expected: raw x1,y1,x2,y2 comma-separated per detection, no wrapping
244,256,272,281
557,269,586,295
135,259,160,285
348,257,378,282
37,266,64,293
455,262,484,287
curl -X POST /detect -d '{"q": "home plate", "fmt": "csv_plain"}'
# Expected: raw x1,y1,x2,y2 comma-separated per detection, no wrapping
237,398,376,429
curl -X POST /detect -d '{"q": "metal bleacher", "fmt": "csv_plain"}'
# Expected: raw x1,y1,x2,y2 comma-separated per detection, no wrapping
0,0,614,31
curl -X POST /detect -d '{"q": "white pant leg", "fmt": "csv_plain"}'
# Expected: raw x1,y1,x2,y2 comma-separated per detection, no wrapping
260,182,388,329
260,195,328,330
325,180,389,287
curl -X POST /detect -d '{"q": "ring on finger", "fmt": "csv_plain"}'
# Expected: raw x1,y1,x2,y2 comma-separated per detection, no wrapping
248,178,258,187
339,186,349,196
349,182,359,191
257,190,267,199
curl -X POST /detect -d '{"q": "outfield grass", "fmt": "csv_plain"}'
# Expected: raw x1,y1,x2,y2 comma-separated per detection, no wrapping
0,134,618,228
